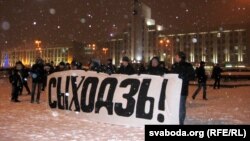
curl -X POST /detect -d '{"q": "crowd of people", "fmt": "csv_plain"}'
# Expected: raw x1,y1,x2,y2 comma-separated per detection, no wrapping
8,51,223,125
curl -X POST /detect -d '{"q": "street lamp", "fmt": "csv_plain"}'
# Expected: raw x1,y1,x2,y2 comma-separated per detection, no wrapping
159,40,164,44
35,40,42,57
102,48,108,54
35,40,41,48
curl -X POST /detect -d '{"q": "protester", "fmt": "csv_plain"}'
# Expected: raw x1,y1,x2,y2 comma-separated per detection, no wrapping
171,52,195,125
137,62,146,75
104,58,116,75
117,56,135,75
146,57,165,76
55,61,66,72
9,61,23,102
30,58,44,104
211,63,223,89
71,60,82,70
19,62,31,95
89,59,101,72
65,63,71,70
159,61,169,74
192,61,208,100
42,63,54,91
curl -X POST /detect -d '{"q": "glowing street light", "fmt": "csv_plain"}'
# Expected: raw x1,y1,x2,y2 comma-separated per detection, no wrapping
35,40,42,56
92,44,96,50
35,40,41,48
102,48,108,54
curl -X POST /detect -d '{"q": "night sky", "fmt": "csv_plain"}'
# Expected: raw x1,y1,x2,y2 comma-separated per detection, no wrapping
0,0,250,48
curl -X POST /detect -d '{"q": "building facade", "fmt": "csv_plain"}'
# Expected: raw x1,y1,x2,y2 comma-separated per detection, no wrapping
164,27,249,67
106,1,250,68
108,1,164,65
0,44,72,67
0,41,107,68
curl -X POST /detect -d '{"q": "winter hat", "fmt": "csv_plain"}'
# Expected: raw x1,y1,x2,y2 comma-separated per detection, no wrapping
122,56,130,62
16,61,23,65
107,58,112,62
200,61,205,66
178,52,186,61
59,61,65,66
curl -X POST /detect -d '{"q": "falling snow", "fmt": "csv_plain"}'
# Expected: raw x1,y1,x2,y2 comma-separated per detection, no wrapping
49,8,56,15
1,21,10,31
0,0,249,47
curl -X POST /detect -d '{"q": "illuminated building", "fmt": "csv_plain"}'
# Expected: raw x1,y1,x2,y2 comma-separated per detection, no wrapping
164,26,249,68
0,44,72,67
106,1,250,68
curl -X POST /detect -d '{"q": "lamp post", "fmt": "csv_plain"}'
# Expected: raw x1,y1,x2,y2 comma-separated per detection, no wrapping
102,48,108,55
35,40,41,48
35,40,42,57
102,48,109,62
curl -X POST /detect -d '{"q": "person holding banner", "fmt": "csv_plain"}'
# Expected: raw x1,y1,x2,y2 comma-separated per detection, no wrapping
146,57,165,76
71,60,82,70
104,58,116,75
117,56,135,75
171,52,195,125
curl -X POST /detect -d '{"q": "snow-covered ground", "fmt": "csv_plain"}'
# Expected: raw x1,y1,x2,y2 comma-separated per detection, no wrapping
0,78,250,141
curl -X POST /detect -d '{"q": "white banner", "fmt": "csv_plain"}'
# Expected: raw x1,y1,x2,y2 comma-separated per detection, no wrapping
46,70,182,126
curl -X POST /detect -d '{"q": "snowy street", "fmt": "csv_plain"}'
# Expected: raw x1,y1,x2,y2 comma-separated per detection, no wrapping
0,78,250,141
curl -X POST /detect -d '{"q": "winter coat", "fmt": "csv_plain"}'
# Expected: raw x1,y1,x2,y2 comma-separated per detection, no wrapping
117,64,135,75
211,66,223,79
31,63,44,83
146,66,165,76
171,61,195,96
196,66,207,83
105,63,117,74
9,69,23,88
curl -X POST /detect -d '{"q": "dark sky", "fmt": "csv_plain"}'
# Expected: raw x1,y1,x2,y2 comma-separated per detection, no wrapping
0,0,250,48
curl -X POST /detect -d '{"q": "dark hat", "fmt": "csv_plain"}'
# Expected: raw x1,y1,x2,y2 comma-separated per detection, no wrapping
151,56,160,62
122,56,130,62
200,61,205,65
16,61,23,65
71,60,79,66
178,52,186,61
44,63,51,66
59,61,65,66
107,58,112,62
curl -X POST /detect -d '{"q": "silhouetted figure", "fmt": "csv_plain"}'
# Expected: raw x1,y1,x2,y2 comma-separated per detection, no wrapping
211,63,223,89
55,61,66,72
192,61,208,100
9,61,23,102
89,59,101,72
19,62,31,95
65,63,71,70
117,56,135,75
30,58,44,104
42,63,54,91
137,63,146,75
71,60,82,70
104,58,116,75
171,52,195,125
